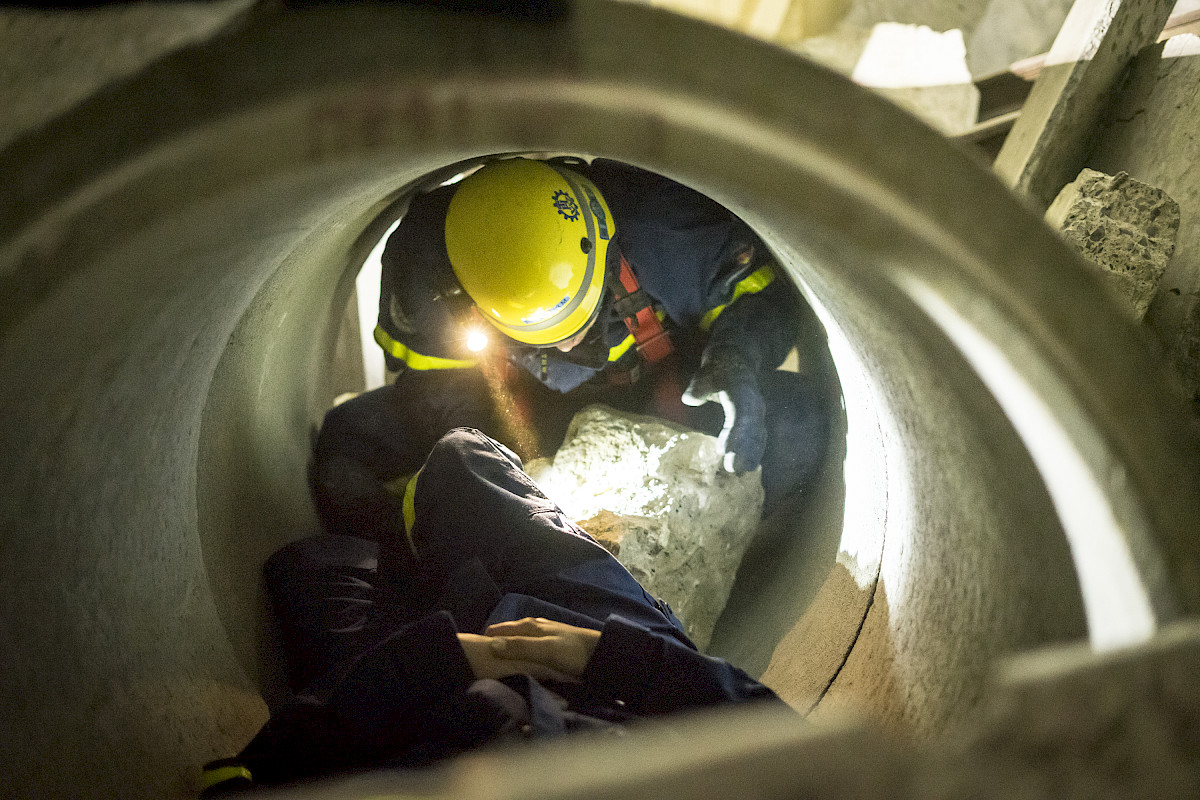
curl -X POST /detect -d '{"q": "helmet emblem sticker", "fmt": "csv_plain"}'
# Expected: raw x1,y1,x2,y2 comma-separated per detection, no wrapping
552,190,580,221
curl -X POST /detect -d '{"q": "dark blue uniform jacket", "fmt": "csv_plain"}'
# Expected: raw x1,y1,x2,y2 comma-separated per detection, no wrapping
377,159,798,392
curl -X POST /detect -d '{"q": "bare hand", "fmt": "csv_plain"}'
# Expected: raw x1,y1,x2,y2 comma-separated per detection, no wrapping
457,632,575,683
482,617,602,680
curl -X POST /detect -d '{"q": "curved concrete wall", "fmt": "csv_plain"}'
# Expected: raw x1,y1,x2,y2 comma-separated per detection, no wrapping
2,4,1199,797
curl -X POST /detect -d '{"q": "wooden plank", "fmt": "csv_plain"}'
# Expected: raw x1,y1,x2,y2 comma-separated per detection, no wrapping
1009,6,1200,81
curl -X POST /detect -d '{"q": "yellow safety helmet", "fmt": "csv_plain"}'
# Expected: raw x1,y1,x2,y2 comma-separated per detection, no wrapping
444,158,615,347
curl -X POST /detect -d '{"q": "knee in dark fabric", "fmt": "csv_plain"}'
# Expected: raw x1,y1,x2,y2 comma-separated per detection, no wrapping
309,385,433,540
263,535,380,624
263,535,382,692
265,534,379,577
429,427,524,472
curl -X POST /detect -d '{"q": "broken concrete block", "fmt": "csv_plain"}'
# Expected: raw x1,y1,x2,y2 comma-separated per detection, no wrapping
528,405,763,650
1045,169,1180,319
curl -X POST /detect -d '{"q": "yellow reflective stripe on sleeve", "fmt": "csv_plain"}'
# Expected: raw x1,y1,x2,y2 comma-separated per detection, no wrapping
374,324,477,371
202,765,252,790
402,469,421,556
698,264,776,332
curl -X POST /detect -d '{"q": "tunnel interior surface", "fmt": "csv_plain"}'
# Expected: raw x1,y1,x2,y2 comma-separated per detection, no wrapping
3,3,1200,798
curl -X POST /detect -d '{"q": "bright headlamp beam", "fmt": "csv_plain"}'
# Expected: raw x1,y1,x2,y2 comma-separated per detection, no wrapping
466,328,489,353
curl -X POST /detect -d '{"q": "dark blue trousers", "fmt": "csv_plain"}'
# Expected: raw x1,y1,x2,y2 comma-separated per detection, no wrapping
270,428,688,693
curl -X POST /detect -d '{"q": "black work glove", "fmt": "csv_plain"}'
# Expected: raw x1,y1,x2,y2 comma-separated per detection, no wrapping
681,348,766,473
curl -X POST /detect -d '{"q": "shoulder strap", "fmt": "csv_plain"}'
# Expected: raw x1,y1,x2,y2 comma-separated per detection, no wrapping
611,252,673,363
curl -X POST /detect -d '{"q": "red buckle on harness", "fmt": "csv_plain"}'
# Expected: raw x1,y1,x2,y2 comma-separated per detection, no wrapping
617,253,673,363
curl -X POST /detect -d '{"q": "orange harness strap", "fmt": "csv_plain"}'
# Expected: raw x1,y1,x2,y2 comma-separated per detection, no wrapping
615,252,673,363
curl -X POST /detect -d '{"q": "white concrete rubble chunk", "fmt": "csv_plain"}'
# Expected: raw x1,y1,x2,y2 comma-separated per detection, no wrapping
1045,168,1180,319
527,405,764,650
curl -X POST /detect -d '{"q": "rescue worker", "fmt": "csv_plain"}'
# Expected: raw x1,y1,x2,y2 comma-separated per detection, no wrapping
201,428,787,796
313,156,828,540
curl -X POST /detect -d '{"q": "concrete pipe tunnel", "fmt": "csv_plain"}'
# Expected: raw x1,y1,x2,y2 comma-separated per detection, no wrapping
3,3,1200,797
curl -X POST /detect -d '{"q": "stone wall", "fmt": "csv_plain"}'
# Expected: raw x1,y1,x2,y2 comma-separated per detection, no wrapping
1089,42,1200,407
